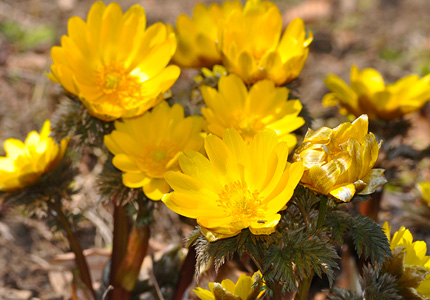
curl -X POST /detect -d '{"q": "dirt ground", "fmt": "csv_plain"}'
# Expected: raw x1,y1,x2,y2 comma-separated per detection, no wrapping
1,0,430,299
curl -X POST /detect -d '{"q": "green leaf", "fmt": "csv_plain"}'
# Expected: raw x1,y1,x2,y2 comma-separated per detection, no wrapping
350,214,391,264
361,265,403,300
327,287,362,300
262,228,339,292
329,265,403,300
325,210,352,246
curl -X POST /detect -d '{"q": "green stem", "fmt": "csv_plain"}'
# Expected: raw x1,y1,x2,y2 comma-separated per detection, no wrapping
295,275,312,300
317,196,328,229
247,251,264,274
295,196,329,300
49,203,95,299
247,251,283,299
272,281,283,300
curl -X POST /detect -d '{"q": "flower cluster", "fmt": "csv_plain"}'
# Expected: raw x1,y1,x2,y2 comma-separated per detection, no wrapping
323,65,430,120
173,1,242,68
174,0,313,85
6,0,428,297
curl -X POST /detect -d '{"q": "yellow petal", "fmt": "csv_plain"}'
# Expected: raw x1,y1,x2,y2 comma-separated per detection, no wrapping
112,154,140,172
307,160,342,194
178,150,222,192
233,273,253,299
329,183,356,202
249,214,280,235
122,172,150,188
193,287,215,300
322,93,340,107
324,74,358,108
205,133,241,184
143,178,170,200
358,168,387,195
199,226,242,242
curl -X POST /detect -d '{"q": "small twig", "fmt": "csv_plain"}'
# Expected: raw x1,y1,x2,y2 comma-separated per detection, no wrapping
47,202,96,299
84,210,113,246
150,251,165,300
102,285,114,300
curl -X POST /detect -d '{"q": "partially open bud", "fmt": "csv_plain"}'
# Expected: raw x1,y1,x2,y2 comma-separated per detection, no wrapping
293,115,387,202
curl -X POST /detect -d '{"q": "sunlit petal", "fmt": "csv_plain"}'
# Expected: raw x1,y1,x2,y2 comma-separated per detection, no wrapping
104,102,204,200
0,121,69,192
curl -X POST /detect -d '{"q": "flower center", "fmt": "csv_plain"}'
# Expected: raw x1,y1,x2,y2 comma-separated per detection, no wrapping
231,115,265,142
96,62,146,108
217,181,263,220
138,142,178,178
104,73,121,91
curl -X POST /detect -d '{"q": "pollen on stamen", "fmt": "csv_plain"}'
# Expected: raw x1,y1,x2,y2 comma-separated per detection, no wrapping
138,142,178,178
217,181,263,219
96,63,145,108
231,115,265,142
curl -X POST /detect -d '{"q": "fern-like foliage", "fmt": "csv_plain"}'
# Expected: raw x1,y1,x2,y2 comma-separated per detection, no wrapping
327,287,362,300
187,185,392,295
190,224,339,293
0,158,78,217
97,158,136,205
287,184,321,226
263,228,339,292
325,210,351,246
325,211,391,264
361,266,403,300
328,265,403,300
51,96,114,149
191,228,264,276
350,215,391,264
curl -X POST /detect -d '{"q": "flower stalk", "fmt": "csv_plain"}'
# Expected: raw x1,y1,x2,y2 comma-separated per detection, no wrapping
173,246,196,300
48,201,95,299
295,195,328,300
109,196,130,300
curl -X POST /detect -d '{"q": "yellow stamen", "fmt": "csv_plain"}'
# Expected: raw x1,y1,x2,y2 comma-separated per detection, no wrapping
96,62,144,108
138,142,178,178
231,114,265,142
217,181,263,219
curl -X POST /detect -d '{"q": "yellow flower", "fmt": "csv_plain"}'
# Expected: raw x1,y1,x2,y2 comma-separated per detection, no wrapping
173,1,242,68
220,0,312,86
163,129,304,241
383,222,430,297
418,182,430,206
0,120,69,192
293,115,386,202
194,271,265,300
48,1,180,121
103,101,204,200
201,74,304,150
323,65,430,120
